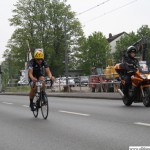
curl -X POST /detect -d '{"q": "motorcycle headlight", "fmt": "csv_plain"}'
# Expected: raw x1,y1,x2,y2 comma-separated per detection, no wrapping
148,75,150,79
140,74,147,79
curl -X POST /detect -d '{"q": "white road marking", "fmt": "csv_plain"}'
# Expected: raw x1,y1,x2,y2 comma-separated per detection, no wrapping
134,122,150,127
22,105,29,108
59,110,90,116
2,102,13,105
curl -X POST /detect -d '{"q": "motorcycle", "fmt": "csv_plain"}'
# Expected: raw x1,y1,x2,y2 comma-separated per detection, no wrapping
115,62,150,107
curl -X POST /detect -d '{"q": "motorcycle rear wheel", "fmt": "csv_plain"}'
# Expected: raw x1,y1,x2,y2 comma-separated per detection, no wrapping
122,96,133,106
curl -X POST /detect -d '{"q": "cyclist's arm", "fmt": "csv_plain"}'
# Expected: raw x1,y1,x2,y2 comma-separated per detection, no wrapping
45,67,53,80
28,68,37,82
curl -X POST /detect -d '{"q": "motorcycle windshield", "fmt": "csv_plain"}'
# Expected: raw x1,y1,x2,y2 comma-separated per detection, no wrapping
139,61,149,73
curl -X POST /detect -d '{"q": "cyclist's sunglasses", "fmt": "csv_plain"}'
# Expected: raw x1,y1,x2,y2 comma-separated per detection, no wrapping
36,59,42,61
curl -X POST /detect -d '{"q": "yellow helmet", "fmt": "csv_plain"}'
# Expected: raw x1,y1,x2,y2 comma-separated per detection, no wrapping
34,49,44,59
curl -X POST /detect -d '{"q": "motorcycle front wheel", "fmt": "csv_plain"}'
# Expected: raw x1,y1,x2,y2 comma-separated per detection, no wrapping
143,87,150,107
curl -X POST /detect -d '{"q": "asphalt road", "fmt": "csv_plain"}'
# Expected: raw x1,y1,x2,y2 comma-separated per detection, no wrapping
0,95,150,150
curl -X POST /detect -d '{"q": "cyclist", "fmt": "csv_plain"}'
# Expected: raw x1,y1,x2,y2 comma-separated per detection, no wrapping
28,49,53,111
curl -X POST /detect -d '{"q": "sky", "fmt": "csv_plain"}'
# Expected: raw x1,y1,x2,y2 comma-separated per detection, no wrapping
0,0,150,63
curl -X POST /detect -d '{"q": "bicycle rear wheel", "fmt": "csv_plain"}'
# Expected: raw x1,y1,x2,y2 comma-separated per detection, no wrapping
41,93,49,119
32,97,39,118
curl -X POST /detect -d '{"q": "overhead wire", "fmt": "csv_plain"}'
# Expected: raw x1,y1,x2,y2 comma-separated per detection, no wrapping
83,0,138,25
77,0,111,16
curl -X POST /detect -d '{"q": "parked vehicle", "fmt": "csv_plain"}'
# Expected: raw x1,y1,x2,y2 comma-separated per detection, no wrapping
80,76,89,86
54,77,75,87
74,77,80,85
62,77,75,87
17,79,29,86
73,76,89,86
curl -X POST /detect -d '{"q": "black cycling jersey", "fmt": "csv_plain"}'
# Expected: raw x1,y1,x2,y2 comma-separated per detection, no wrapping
28,59,49,80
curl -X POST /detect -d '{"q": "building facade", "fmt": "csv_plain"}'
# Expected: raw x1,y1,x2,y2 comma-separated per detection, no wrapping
107,32,127,53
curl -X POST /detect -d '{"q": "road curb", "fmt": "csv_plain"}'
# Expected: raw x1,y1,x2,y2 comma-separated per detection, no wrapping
0,92,122,100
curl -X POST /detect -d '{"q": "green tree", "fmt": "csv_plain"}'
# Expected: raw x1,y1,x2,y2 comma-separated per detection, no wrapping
137,25,150,65
3,0,84,77
113,25,150,64
77,32,110,74
113,32,138,63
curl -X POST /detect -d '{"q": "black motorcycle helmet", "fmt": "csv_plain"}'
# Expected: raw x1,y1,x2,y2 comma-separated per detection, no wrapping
127,46,137,54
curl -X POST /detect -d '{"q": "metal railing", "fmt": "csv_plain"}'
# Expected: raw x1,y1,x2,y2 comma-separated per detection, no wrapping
3,74,121,93
47,74,121,93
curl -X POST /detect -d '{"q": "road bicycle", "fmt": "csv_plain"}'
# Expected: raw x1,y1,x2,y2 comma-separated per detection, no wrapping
32,80,49,119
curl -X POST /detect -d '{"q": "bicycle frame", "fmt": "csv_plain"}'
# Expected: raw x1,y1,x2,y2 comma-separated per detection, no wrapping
32,80,49,119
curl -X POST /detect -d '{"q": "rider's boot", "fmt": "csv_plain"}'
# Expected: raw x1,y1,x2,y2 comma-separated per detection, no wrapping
30,101,34,111
30,99,36,111
123,86,129,99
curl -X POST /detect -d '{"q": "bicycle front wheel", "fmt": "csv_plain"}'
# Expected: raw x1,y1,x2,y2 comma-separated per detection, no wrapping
41,94,49,119
32,97,39,118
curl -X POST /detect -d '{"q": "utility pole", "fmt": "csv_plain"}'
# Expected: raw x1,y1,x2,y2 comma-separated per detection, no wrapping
64,17,69,90
8,54,12,87
142,36,147,61
0,65,2,92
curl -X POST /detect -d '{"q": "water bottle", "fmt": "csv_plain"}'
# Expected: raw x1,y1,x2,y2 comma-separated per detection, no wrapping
35,92,39,98
37,86,40,93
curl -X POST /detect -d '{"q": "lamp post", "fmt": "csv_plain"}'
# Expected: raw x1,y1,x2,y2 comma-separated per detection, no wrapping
64,17,69,90
142,36,147,61
0,65,2,92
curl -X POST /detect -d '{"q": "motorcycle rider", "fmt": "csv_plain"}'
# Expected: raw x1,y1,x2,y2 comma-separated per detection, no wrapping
122,46,139,97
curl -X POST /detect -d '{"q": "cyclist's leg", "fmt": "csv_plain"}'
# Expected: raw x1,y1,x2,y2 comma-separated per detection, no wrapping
29,82,36,111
